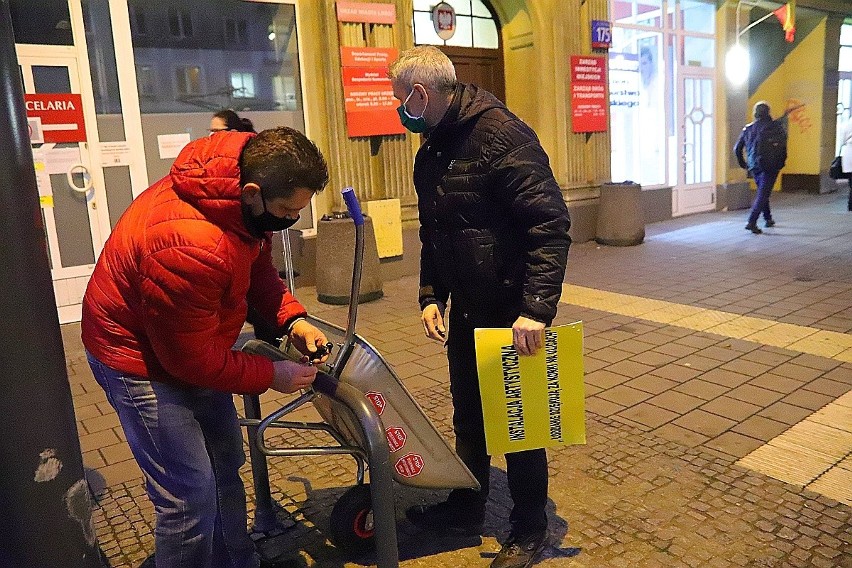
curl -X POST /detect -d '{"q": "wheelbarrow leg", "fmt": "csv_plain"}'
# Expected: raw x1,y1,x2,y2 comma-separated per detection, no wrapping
244,393,278,533
368,449,399,568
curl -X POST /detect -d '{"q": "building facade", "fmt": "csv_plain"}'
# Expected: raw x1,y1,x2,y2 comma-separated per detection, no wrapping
9,0,851,322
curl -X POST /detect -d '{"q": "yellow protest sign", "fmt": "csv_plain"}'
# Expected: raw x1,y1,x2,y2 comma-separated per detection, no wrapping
474,323,585,455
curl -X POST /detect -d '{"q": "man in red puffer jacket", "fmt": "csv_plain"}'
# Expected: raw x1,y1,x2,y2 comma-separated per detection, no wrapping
82,127,329,568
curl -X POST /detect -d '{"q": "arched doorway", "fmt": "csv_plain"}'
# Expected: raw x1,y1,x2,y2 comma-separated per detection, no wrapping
412,0,505,102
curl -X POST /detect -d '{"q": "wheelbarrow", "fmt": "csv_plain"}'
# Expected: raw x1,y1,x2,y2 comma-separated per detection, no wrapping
238,187,479,568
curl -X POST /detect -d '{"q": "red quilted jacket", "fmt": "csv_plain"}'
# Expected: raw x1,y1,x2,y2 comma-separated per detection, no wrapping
81,132,306,394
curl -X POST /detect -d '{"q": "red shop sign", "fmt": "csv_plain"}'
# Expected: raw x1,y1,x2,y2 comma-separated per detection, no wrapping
25,94,86,143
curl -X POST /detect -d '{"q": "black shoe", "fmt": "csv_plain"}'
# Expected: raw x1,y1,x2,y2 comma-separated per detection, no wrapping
745,224,762,234
406,500,484,536
491,529,549,568
765,219,776,227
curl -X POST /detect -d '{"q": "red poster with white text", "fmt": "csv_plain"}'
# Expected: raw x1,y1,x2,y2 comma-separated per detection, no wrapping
570,56,608,133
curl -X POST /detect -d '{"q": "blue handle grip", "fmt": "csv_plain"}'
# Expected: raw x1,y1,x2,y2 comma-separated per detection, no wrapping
341,186,364,226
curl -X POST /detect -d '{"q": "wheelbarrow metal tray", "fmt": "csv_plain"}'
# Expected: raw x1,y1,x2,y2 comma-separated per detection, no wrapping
300,317,479,491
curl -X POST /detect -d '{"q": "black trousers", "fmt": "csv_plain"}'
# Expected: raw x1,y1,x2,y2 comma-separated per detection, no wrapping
445,308,549,534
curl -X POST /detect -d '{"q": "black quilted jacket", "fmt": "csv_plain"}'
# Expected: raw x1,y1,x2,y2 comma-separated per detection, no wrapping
415,83,571,327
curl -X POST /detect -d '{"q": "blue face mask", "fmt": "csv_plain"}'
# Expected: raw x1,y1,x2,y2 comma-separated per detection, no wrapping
397,87,428,134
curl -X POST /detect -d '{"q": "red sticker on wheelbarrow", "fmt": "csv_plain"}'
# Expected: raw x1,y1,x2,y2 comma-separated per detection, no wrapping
385,426,407,452
365,391,386,415
394,453,424,477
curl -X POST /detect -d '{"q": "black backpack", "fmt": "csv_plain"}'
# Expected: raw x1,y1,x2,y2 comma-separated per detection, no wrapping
755,120,787,172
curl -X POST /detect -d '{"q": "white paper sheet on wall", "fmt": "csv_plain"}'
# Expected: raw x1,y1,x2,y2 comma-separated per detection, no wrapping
157,133,191,160
366,198,403,258
100,141,132,166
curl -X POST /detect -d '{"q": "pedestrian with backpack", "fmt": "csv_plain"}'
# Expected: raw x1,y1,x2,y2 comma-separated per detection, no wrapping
734,101,803,234
838,117,852,211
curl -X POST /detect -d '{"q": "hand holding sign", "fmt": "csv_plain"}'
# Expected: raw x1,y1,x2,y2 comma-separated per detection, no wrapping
475,323,586,456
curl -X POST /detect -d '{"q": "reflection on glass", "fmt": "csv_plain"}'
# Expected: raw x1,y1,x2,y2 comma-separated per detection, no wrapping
683,77,713,185
612,0,662,27
840,45,852,73
608,28,666,187
9,0,74,45
33,66,71,93
680,0,714,34
683,37,714,67
82,0,123,116
130,1,301,114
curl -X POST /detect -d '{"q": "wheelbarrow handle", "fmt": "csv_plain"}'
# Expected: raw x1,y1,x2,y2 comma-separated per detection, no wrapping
341,186,364,226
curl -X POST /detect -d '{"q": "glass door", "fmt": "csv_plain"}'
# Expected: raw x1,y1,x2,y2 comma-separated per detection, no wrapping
18,51,106,323
673,68,715,216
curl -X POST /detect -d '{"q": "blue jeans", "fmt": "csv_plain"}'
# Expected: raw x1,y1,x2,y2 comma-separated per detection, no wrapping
87,352,259,568
748,169,779,226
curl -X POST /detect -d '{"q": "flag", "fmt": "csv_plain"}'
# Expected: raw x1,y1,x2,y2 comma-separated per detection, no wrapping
774,1,796,43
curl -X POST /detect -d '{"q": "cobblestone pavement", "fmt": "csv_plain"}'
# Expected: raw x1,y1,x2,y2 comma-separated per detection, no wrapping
67,191,851,567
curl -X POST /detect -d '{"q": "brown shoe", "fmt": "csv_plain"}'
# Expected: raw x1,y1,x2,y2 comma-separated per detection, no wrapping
490,529,548,568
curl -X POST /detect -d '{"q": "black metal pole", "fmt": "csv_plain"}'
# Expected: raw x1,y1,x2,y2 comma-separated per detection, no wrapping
0,2,105,566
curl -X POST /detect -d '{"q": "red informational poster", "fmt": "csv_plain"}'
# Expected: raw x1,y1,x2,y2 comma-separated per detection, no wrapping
24,94,86,143
570,55,608,133
336,1,396,24
340,47,406,137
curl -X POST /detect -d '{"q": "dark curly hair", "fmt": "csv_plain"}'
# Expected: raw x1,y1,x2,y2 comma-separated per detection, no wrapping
240,127,329,199
213,109,256,133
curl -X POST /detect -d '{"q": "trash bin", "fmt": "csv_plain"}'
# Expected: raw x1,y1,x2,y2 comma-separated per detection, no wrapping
316,213,383,304
596,182,645,246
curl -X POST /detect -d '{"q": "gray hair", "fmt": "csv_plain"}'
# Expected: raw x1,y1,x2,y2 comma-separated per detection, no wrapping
388,46,457,94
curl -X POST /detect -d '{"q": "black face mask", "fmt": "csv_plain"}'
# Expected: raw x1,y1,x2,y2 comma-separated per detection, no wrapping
246,188,299,233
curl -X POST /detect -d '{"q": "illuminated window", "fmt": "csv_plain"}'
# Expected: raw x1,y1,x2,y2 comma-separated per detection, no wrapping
230,72,255,98
413,0,498,49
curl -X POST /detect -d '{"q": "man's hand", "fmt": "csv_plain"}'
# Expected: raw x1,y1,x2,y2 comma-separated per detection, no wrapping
783,102,806,117
513,316,545,356
422,304,446,342
289,319,330,364
271,360,317,393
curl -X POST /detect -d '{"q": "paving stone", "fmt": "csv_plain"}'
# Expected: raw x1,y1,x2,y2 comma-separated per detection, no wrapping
673,410,737,438
700,396,762,422
647,390,705,414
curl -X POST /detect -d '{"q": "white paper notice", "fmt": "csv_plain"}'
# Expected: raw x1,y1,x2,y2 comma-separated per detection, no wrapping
100,141,132,166
157,133,191,160
43,146,82,175
32,150,54,207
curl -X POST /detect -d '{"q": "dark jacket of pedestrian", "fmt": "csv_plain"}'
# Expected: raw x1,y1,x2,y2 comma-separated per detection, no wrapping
734,115,787,175
415,82,571,328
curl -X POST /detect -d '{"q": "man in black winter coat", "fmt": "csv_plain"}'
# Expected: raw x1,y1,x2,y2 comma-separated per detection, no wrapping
389,45,571,568
734,101,802,234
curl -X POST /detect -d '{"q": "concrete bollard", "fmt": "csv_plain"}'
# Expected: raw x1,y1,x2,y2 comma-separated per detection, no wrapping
595,182,645,246
316,214,384,304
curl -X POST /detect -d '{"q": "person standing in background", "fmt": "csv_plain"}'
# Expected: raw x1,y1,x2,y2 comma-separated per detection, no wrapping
838,116,852,211
210,108,256,134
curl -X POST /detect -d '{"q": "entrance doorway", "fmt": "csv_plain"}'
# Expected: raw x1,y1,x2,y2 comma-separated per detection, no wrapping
440,45,505,102
673,69,716,216
18,47,108,323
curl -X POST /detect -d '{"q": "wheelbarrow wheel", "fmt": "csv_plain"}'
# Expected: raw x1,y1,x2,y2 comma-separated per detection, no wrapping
329,484,375,553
